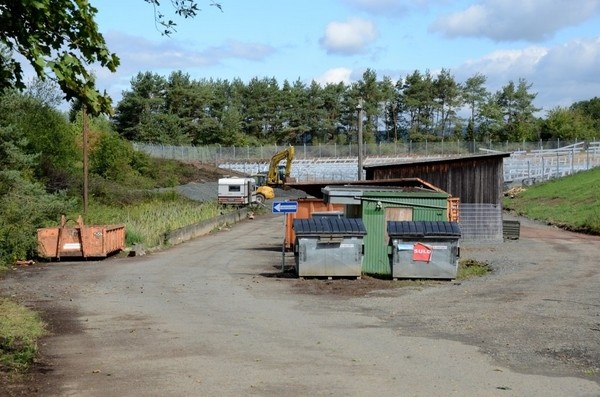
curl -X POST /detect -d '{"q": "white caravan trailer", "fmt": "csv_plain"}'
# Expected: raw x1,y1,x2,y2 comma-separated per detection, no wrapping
217,177,258,205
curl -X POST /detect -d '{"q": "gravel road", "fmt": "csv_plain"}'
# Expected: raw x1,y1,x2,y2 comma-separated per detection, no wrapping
1,212,599,396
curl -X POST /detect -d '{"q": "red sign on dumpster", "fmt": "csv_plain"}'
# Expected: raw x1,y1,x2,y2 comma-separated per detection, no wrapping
413,242,432,262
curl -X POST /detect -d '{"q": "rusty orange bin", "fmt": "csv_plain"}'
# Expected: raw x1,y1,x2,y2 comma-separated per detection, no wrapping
37,215,125,259
284,198,344,251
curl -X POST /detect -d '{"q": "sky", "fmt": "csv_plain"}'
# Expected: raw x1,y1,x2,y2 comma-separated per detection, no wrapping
89,0,600,114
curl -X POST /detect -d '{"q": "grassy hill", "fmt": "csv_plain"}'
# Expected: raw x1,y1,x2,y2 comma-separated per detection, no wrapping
503,167,600,234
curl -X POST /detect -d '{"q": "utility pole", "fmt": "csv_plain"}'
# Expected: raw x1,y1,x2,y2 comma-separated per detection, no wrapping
357,98,364,180
82,106,89,215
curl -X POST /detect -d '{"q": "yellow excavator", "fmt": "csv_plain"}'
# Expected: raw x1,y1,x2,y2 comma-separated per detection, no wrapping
251,146,295,203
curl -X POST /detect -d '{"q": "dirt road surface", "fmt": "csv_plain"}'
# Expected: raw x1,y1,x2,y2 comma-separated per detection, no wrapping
1,213,599,396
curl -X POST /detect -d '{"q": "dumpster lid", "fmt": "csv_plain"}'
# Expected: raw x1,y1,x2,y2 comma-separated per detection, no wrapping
293,218,367,236
387,221,461,237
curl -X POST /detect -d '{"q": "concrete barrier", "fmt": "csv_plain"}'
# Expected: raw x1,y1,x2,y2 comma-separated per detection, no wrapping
164,208,250,246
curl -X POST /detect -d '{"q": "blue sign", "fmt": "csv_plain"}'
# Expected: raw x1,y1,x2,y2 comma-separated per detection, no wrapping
272,201,298,214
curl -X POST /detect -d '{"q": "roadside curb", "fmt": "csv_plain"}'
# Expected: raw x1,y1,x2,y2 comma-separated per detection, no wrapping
164,208,250,246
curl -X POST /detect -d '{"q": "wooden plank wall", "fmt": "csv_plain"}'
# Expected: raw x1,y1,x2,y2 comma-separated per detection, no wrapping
365,155,508,205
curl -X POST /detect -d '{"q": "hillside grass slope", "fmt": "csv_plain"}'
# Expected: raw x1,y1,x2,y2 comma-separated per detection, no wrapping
504,167,600,234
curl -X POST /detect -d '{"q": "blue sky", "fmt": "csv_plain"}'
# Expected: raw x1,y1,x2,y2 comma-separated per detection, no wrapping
90,0,600,114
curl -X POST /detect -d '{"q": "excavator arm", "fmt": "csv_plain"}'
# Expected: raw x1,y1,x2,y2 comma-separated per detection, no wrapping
266,146,295,186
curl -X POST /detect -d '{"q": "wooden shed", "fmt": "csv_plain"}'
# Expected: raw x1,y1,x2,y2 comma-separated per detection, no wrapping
363,153,510,240
322,185,450,276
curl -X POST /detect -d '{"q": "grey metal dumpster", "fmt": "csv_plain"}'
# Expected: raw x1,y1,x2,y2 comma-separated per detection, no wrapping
387,221,461,279
293,218,367,277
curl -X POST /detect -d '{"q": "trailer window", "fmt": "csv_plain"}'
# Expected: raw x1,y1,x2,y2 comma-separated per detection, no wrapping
229,185,241,192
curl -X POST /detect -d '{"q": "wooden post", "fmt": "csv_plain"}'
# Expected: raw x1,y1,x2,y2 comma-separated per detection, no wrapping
82,106,89,215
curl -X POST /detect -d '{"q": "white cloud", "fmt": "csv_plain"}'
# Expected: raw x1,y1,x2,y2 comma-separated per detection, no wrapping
313,68,353,85
454,36,600,109
320,17,378,55
105,32,276,74
430,0,600,42
537,36,600,81
460,47,547,80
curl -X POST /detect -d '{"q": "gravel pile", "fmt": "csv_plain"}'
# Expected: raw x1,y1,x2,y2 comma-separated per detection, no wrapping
173,182,218,202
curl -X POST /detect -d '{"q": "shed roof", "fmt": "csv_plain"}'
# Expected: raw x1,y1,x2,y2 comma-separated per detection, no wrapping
362,153,510,170
387,221,461,237
293,218,367,236
286,177,445,199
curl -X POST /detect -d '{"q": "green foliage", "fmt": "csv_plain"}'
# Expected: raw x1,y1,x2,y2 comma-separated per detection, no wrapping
541,107,596,140
0,174,75,266
111,67,558,147
90,132,137,181
0,1,119,115
89,131,170,188
571,97,600,131
494,79,540,142
0,298,46,372
504,168,600,234
1,1,222,115
83,193,224,249
0,90,80,191
0,109,76,267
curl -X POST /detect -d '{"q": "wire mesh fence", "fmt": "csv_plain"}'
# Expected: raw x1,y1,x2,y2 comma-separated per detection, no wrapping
133,140,600,184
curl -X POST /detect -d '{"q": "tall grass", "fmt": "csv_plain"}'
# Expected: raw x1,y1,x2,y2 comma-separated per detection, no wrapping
0,299,46,372
81,192,229,248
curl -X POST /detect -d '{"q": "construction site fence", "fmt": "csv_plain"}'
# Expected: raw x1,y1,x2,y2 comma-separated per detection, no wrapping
133,139,600,163
133,140,600,184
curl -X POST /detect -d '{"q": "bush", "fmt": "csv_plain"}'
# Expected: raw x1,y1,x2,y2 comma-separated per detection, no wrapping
0,177,75,267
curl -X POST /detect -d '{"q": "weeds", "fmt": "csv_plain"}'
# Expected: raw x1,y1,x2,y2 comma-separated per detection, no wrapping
81,193,232,249
0,299,45,372
457,259,491,280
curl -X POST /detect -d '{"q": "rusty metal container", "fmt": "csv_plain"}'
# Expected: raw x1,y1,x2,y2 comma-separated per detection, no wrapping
284,198,344,251
37,215,125,259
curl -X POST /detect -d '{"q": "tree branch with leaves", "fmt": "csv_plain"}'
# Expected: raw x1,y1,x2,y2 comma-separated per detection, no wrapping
0,1,221,116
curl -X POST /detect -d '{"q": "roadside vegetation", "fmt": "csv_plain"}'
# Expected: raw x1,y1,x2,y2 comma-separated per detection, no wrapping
503,167,600,234
0,299,45,372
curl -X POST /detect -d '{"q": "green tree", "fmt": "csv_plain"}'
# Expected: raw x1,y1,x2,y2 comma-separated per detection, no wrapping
305,80,327,144
279,79,308,143
242,77,281,142
355,68,380,143
90,131,141,183
571,97,600,131
378,76,396,142
479,94,504,142
402,70,436,140
496,78,540,141
541,107,596,141
113,72,168,141
0,110,74,266
0,90,80,191
462,73,489,141
433,68,462,141
321,82,347,143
